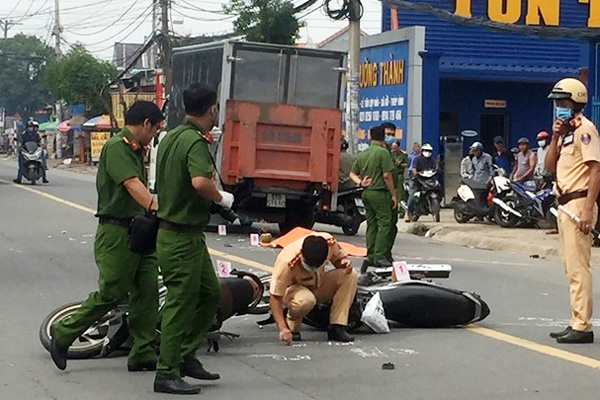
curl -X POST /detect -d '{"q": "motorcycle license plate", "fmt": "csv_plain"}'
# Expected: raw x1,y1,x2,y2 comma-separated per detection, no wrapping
266,194,286,208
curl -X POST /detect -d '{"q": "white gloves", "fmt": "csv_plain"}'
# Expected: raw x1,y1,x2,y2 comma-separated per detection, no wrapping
217,191,235,210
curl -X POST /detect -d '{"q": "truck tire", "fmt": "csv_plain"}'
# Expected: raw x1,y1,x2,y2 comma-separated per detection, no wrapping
279,202,315,234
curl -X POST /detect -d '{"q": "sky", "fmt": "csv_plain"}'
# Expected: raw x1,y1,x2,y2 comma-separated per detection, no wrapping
0,0,384,62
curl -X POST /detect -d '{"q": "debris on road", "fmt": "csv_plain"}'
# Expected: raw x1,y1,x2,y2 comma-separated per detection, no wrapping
382,362,395,370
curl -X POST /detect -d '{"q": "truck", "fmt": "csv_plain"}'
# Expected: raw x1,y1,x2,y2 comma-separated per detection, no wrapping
157,40,346,232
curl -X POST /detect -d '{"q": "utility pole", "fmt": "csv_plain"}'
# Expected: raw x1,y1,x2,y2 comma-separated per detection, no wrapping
0,19,21,39
160,0,171,98
346,0,361,154
151,0,158,68
53,0,62,57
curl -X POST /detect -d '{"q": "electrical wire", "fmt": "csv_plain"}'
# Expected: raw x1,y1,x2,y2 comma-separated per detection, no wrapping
324,0,363,21
63,0,140,37
171,6,235,22
175,0,231,15
1,0,24,19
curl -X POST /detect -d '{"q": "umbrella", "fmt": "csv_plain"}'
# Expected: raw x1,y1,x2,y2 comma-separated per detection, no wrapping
83,115,112,130
38,120,58,132
57,120,72,133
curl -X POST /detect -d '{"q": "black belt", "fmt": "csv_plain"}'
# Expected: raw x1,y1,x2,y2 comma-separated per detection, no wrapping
558,191,588,205
159,220,205,234
98,216,132,227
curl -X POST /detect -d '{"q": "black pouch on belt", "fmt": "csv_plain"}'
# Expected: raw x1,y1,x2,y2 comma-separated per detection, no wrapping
128,211,159,254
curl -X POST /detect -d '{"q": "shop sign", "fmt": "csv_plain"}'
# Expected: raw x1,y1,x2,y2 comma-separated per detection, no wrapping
484,99,507,108
455,0,600,28
358,41,409,151
91,132,110,162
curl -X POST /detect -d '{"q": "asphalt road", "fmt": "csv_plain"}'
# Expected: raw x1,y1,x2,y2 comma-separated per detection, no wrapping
2,158,600,400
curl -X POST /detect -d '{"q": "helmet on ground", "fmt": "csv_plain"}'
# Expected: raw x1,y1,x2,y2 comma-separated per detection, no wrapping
537,131,549,140
548,78,588,105
517,137,530,145
469,141,483,150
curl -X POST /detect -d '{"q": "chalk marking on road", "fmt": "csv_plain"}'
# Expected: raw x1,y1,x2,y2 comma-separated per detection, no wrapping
12,178,600,370
467,326,600,370
0,178,96,215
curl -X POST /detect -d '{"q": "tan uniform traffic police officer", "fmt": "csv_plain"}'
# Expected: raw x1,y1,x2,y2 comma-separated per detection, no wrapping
270,233,359,343
50,101,163,371
154,84,234,395
545,78,600,344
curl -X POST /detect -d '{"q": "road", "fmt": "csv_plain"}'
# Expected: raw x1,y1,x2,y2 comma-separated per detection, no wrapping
1,158,600,400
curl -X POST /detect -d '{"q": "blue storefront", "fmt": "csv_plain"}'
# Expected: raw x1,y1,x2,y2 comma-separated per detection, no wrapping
381,0,589,153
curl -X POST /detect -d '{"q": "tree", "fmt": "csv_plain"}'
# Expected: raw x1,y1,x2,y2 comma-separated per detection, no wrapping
0,34,54,117
224,0,303,45
44,44,118,117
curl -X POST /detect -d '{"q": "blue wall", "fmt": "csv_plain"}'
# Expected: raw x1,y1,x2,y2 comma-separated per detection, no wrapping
383,0,587,81
440,79,555,150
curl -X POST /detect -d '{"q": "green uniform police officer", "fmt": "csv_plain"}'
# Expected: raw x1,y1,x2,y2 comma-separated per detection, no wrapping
154,84,234,395
50,101,164,372
349,125,397,271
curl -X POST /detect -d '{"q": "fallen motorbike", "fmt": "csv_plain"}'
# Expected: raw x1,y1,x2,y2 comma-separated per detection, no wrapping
20,141,44,185
407,170,442,222
314,186,366,236
452,166,509,224
40,265,490,358
39,270,265,359
256,264,490,331
492,179,556,228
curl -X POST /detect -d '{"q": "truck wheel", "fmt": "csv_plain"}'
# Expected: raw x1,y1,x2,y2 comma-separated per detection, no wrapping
279,203,315,234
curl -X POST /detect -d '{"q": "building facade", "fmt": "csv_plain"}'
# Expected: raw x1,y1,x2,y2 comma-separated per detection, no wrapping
382,0,589,153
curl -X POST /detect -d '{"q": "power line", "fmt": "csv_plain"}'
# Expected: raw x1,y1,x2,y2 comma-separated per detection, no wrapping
1,0,24,19
175,0,230,15
64,0,141,37
171,6,235,22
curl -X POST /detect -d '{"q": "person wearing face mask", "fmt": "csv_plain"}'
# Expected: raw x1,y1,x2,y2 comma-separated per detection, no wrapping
349,125,397,269
535,131,551,187
50,101,164,374
269,234,358,344
406,143,436,220
153,84,234,394
545,77,600,344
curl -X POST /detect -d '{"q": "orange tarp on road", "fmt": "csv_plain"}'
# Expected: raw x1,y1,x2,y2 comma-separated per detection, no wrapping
265,227,367,258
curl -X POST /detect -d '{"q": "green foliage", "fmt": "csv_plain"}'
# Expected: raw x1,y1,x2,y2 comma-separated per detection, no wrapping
0,34,54,117
224,0,303,45
44,44,118,117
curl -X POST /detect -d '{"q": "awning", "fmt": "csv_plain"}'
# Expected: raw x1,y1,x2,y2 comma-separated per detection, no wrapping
83,115,112,130
38,120,58,132
57,120,77,133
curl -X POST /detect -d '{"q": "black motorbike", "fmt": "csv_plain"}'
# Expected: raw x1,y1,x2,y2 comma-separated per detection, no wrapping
407,170,442,222
315,186,366,235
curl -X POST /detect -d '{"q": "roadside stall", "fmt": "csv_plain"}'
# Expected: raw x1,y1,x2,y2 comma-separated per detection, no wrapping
83,115,112,164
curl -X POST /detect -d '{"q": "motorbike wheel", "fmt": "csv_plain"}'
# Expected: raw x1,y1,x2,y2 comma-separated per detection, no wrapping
493,195,520,228
39,301,121,359
453,207,470,224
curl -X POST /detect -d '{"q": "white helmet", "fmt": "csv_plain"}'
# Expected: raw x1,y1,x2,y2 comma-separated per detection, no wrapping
421,143,433,152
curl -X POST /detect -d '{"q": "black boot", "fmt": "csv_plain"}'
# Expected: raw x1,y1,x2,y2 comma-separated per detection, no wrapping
549,326,571,339
360,259,373,274
13,179,21,184
153,376,202,395
49,336,68,370
43,177,49,183
375,258,393,268
127,360,157,372
327,324,354,342
180,359,220,380
556,330,594,344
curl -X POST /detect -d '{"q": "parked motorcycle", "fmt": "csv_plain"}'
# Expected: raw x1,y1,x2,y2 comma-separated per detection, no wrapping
452,166,509,224
315,187,366,235
492,180,556,228
20,141,44,184
407,170,442,222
